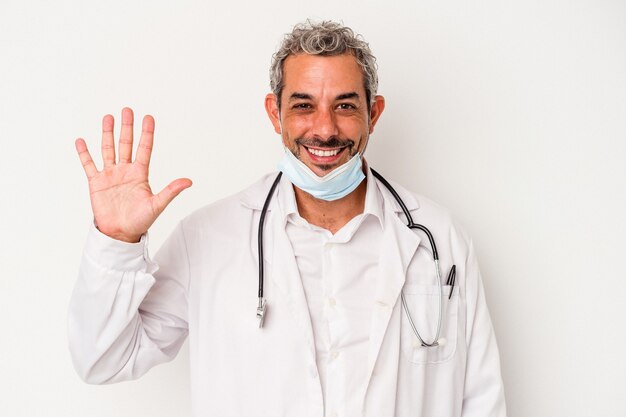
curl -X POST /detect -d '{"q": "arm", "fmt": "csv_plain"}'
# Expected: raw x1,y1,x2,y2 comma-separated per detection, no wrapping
68,222,189,384
461,240,507,417
69,108,192,383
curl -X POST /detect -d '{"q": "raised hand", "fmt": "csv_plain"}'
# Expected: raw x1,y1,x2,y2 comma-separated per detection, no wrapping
75,108,192,243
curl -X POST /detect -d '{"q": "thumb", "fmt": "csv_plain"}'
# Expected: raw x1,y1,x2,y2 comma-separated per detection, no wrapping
153,178,193,214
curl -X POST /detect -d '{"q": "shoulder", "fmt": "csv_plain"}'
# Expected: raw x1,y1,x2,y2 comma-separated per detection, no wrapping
376,176,471,249
374,175,452,224
179,172,278,234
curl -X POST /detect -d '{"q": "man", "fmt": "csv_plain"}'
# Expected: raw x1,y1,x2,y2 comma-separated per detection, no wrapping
69,21,506,417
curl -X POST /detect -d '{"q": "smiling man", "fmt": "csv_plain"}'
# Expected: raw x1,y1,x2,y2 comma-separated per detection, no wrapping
69,21,507,417
266,51,385,233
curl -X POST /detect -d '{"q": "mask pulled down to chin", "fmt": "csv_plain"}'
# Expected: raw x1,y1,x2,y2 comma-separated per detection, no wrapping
277,148,366,201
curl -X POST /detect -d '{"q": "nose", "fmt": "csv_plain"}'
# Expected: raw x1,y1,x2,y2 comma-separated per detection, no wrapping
310,108,339,140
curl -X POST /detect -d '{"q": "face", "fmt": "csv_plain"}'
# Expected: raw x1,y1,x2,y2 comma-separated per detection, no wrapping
265,53,385,176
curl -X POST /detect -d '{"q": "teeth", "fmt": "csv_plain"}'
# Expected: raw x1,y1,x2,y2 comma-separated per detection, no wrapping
308,148,340,157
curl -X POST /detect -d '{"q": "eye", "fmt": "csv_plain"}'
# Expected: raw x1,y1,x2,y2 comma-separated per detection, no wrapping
292,103,312,110
337,103,357,110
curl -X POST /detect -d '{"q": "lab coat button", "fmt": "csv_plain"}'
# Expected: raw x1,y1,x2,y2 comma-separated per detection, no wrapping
330,412,338,417
330,350,340,360
328,297,337,307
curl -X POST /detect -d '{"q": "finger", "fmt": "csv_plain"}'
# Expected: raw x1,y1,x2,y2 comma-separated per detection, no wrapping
118,107,134,163
75,138,98,179
153,178,193,214
135,115,155,168
101,114,115,167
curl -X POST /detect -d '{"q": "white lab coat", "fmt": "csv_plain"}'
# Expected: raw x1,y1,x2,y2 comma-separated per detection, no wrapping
68,172,506,417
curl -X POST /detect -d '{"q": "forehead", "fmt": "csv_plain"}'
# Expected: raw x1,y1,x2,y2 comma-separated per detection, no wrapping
282,53,365,98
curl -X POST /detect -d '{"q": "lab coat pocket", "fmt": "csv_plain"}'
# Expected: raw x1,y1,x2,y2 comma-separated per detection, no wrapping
400,283,458,364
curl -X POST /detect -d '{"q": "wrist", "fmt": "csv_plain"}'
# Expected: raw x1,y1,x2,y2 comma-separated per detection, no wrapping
86,223,150,271
94,220,142,243
110,232,142,244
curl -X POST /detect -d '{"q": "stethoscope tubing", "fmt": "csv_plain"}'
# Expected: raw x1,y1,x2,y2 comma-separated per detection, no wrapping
258,172,282,300
370,168,443,347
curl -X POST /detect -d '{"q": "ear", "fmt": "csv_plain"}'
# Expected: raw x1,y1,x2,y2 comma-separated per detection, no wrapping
368,95,386,134
265,93,282,134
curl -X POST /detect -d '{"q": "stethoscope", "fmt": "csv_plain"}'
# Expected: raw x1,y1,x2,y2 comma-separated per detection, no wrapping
256,168,456,348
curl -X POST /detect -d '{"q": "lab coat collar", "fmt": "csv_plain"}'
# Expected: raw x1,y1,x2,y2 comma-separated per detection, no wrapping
370,170,420,215
239,172,285,212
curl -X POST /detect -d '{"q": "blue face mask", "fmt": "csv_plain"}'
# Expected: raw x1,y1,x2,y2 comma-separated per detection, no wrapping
277,147,366,201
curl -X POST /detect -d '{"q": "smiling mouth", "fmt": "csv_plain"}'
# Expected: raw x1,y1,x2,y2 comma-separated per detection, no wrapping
293,137,354,170
306,147,343,157
302,145,349,159
301,145,349,172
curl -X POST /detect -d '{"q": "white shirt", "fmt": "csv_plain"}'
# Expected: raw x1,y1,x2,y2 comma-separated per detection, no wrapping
277,172,384,416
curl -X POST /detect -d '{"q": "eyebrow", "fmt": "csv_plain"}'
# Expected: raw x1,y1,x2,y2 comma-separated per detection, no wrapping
288,92,360,101
336,92,359,100
288,92,313,101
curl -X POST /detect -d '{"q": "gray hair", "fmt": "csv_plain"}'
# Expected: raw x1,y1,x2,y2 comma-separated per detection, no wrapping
270,20,378,111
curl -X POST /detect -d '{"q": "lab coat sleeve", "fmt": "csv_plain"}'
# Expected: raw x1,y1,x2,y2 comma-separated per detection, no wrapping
67,222,189,384
461,239,507,417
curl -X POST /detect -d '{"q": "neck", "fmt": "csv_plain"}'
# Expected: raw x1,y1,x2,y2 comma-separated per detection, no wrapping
293,175,367,234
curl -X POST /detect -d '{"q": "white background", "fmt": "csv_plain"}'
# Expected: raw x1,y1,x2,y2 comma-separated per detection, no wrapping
1,0,624,416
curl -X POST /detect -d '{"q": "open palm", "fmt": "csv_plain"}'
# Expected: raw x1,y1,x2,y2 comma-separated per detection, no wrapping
75,108,192,243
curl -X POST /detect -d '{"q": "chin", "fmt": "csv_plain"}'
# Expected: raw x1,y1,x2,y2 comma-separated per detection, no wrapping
315,164,335,172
